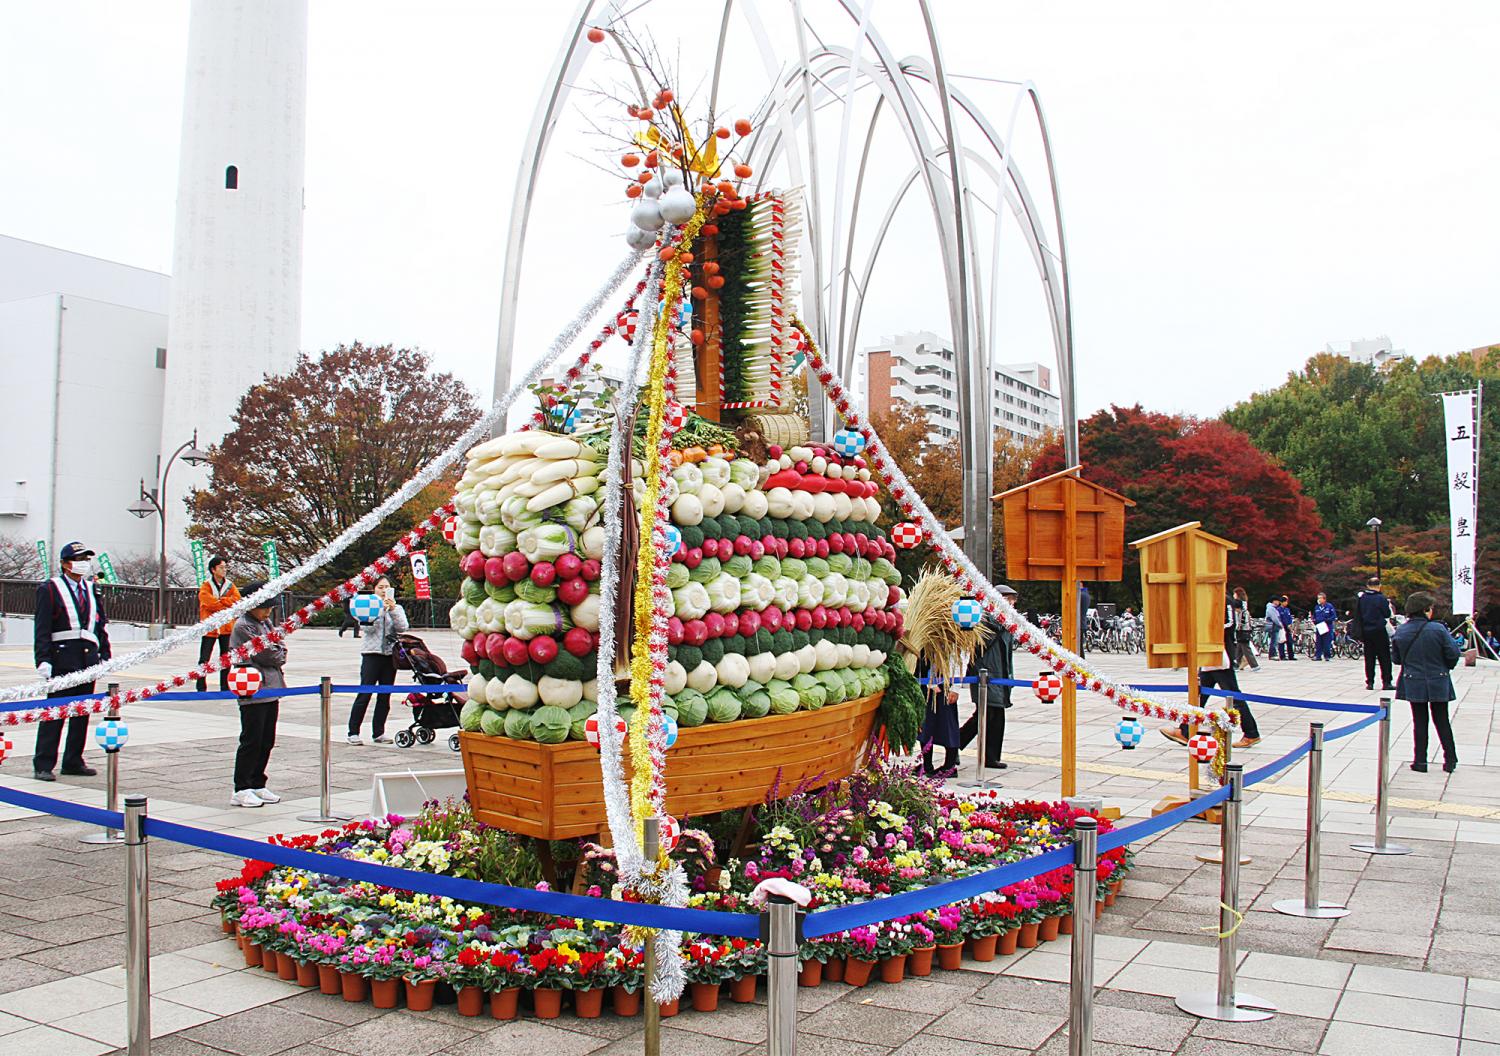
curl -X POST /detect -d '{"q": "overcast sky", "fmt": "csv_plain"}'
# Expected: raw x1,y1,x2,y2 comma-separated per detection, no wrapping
4,0,1498,422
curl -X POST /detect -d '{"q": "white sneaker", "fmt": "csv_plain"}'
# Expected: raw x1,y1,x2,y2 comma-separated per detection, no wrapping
230,790,264,808
372,734,394,745
251,788,281,804
346,734,362,745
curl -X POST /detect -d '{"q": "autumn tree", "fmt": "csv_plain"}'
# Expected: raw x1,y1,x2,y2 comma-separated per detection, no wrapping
1031,406,1331,603
869,402,961,584
188,344,481,591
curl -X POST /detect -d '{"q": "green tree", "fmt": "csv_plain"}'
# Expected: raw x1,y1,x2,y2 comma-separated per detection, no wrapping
1354,545,1443,605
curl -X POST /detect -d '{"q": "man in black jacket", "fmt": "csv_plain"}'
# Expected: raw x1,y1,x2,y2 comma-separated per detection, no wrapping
33,541,110,780
1355,577,1395,691
959,588,1017,771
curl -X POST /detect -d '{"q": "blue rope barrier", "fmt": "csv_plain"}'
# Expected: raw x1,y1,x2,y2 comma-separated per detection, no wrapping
1321,708,1384,744
0,783,124,829
1199,687,1383,714
1096,783,1233,853
0,683,465,714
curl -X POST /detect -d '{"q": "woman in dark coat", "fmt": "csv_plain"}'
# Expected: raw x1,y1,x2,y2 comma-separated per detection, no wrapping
918,656,961,776
1392,591,1461,773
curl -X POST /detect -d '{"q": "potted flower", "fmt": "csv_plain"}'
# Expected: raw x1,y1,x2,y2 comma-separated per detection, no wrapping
307,931,346,995
568,950,610,1018
843,926,878,987
874,920,916,983
606,944,645,1016
1036,881,1066,942
336,945,371,1003
484,949,530,1021
727,938,765,1003
796,937,825,988
401,950,444,1012
448,945,487,1017
360,942,406,1008
684,940,736,1012
1011,884,1043,949
526,948,569,1018
931,905,965,970
961,898,1002,961
907,915,937,977
993,902,1024,955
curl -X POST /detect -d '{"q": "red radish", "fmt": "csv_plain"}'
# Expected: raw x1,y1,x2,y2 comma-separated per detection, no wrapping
461,639,479,666
811,606,829,629
838,606,854,627
741,610,764,635
794,461,808,474
484,556,507,585
557,577,589,606
893,612,905,637
684,619,708,647
555,553,583,580
795,609,813,632
854,457,867,470
486,636,509,664
702,538,719,558
581,559,602,581
704,612,726,639
563,627,594,658
719,536,734,555
734,535,753,557
882,540,896,560
502,552,530,583
749,539,765,561
531,561,557,587
789,538,807,558
815,539,830,559
828,533,844,554
501,636,530,666
801,475,826,494
667,617,685,645
471,631,489,656
528,636,559,664
887,585,903,608
461,551,487,580
683,547,703,570
851,613,866,632
768,445,783,459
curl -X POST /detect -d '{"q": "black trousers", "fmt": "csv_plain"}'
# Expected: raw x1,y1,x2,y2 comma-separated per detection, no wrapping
34,683,91,774
1363,633,1393,687
348,653,397,737
1180,667,1260,740
1410,701,1457,767
196,635,231,692
959,705,1006,765
233,700,279,791
1233,632,1259,670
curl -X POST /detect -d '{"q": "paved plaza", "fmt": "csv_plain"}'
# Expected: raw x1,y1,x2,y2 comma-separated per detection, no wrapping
1,629,1498,1054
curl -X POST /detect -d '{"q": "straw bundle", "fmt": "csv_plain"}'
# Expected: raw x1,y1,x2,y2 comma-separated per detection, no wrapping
900,569,988,684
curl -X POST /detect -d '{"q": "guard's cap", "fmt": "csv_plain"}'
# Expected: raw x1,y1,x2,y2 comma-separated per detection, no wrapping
59,541,95,561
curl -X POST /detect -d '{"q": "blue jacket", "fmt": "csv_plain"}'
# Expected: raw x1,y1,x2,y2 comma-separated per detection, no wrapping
1355,590,1393,637
1278,605,1293,628
1313,602,1337,632
34,576,111,676
1392,616,1460,703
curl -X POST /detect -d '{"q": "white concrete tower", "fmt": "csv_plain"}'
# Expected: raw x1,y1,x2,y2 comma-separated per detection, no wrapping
162,0,308,533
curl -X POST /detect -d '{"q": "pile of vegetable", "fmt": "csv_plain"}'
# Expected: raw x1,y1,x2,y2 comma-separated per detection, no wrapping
449,426,905,743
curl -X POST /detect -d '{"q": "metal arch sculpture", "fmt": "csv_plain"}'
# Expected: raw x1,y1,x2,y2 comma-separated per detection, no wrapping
489,0,1076,582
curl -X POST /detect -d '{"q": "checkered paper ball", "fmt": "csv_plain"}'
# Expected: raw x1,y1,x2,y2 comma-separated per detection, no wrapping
951,598,983,629
663,400,688,431
585,712,627,747
616,309,638,344
442,516,458,544
95,717,129,751
0,733,12,764
832,429,866,458
662,524,682,557
350,594,385,624
655,814,681,854
1114,716,1145,750
1033,672,1063,702
1189,732,1218,763
891,522,923,550
227,667,262,699
662,713,679,749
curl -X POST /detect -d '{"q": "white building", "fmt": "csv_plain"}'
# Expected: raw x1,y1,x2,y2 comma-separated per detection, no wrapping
0,235,170,567
859,332,1061,444
1326,335,1409,371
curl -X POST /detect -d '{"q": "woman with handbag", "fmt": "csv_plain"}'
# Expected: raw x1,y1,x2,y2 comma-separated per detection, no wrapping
227,583,287,807
1392,591,1462,773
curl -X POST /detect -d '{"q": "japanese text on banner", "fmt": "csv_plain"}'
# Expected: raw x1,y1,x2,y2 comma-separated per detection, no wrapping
1442,390,1480,615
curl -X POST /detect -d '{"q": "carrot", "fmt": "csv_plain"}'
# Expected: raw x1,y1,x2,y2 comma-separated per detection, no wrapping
669,449,684,467
683,445,708,463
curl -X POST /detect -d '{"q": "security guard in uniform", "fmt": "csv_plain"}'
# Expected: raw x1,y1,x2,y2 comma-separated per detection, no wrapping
33,541,110,780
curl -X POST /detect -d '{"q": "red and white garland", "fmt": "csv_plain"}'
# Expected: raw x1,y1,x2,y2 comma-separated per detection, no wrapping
797,323,1235,732
520,279,649,433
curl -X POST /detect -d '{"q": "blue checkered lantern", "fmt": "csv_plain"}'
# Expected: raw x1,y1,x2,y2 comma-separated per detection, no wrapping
832,429,866,458
95,718,129,752
951,598,983,629
662,713,679,749
1114,716,1145,750
662,524,682,557
350,593,384,624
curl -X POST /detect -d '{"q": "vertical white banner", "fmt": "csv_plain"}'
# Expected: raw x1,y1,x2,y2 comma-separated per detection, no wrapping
1442,390,1479,615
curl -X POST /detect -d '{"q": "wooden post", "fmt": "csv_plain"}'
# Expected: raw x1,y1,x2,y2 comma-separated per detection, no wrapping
1061,475,1079,798
1184,552,1200,793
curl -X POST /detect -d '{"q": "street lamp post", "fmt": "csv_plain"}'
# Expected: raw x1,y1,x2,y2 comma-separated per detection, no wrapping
127,431,211,626
1366,517,1384,583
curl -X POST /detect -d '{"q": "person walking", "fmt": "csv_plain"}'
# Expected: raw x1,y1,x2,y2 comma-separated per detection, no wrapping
959,596,1016,771
1230,587,1259,671
1355,576,1395,691
228,584,286,807
1392,591,1460,773
1159,642,1261,749
1264,596,1283,660
196,555,241,692
346,576,409,745
1277,596,1296,660
31,541,107,781
1312,592,1337,662
918,655,962,776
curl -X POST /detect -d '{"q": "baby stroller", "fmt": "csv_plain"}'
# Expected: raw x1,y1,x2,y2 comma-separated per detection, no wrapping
391,633,468,752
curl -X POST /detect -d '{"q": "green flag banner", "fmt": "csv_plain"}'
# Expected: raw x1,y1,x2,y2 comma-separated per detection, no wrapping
190,540,208,584
262,540,280,578
35,540,48,576
96,553,118,584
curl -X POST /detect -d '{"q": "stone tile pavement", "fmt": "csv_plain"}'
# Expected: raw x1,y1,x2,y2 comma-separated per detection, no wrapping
1,629,1498,1052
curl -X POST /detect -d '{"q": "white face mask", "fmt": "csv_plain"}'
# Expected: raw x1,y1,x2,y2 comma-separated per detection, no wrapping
69,559,93,578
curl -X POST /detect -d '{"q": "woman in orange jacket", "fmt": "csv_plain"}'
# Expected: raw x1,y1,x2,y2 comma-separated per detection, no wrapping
197,555,241,692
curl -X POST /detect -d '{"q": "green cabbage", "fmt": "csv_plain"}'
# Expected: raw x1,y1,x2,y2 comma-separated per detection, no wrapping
817,670,848,705
723,554,753,579
753,556,782,580
514,579,558,604
850,557,872,582
672,689,709,728
779,557,807,581
666,563,690,589
503,710,533,739
705,688,743,723
460,698,486,732
792,673,827,710
826,552,853,576
530,705,572,744
462,579,487,607
741,684,771,719
767,679,800,715
479,709,507,736
688,556,722,584
568,700,595,740
805,557,830,579
484,580,517,603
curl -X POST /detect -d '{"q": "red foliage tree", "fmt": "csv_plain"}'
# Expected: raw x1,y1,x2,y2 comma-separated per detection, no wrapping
1031,406,1331,602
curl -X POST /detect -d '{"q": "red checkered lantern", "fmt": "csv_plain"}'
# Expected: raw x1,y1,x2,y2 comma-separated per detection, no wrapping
585,712,627,748
442,516,458,544
656,814,680,854
0,733,11,763
1032,672,1063,702
227,667,262,699
891,522,923,550
663,401,688,431
1188,732,1218,763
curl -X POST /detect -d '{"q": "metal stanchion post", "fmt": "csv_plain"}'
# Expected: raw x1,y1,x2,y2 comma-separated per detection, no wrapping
766,897,800,1056
976,668,989,786
124,795,152,1056
82,684,124,844
642,817,660,1056
1352,698,1411,855
1068,817,1098,1056
299,677,351,824
1274,723,1349,918
1176,764,1275,1022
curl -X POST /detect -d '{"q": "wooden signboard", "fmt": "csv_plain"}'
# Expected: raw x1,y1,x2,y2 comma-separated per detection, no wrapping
997,467,1134,798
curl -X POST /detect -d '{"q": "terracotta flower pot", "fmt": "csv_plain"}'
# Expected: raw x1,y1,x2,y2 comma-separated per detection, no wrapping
1039,916,1061,942
612,986,640,1017
968,934,999,962
1113,879,1124,897
317,964,341,995
998,928,1020,956
1059,914,1074,936
456,986,485,1017
276,954,299,982
260,950,281,975
339,971,367,1003
729,975,758,1003
404,977,437,1012
879,955,907,984
574,987,604,1018
798,960,823,987
937,943,963,971
295,960,319,987
220,914,234,935
824,957,844,983
1018,922,1040,949
489,987,520,1020
533,986,563,1019
842,957,875,987
1095,902,1104,921
1104,887,1118,907
658,997,679,1018
370,978,400,1009
689,982,720,1012
909,947,935,977
242,941,263,968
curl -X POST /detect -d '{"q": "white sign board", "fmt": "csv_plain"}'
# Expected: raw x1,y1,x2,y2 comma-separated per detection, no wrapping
1442,390,1480,615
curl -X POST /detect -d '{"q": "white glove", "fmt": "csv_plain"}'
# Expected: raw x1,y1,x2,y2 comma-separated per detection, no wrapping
36,662,52,679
